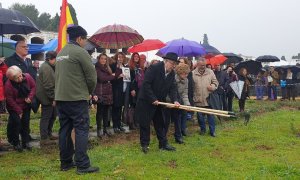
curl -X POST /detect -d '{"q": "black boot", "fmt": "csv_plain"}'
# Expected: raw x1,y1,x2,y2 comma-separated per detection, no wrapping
118,126,126,132
97,128,103,138
96,116,102,137
103,129,112,137
113,128,120,134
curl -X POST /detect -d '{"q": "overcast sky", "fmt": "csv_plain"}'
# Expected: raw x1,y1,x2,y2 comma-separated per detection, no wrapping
1,0,300,60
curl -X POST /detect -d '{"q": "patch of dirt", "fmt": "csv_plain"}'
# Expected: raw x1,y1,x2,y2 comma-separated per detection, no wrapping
210,148,223,158
281,106,299,111
255,145,273,151
167,160,177,169
95,130,140,147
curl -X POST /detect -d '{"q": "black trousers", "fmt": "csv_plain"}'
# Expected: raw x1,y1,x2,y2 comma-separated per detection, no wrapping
7,107,31,146
112,106,122,128
238,98,246,112
220,93,227,111
226,92,235,112
163,108,182,140
287,85,296,100
96,104,110,130
140,106,168,147
40,105,57,140
56,101,90,169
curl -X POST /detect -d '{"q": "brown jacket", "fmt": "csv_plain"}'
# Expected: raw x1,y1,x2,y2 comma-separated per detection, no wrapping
269,70,279,86
192,68,219,107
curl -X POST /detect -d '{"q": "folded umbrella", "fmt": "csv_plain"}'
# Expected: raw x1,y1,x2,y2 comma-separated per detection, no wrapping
230,80,244,99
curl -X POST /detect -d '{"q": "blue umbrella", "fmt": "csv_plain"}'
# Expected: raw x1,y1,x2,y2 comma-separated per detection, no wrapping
0,37,58,55
156,38,206,57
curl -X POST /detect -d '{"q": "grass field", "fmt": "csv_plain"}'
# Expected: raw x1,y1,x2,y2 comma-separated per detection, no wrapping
0,100,300,179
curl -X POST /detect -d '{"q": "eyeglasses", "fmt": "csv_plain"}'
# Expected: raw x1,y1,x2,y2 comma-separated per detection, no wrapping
20,46,29,49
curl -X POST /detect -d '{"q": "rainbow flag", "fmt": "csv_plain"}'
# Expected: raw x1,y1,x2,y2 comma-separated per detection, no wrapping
57,0,74,52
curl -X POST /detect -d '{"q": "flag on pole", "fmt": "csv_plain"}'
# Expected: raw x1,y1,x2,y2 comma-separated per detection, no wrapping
57,0,74,52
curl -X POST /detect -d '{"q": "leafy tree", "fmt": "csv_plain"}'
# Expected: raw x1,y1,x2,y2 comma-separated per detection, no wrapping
10,3,39,26
9,2,79,32
48,13,60,32
68,3,78,25
38,13,52,30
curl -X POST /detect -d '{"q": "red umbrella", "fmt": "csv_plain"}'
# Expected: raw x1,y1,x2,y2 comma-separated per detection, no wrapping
206,54,227,66
89,24,144,49
128,39,166,53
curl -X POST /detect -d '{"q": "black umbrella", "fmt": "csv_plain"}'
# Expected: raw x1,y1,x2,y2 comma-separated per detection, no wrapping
234,60,262,75
256,55,280,62
275,65,300,74
222,53,243,64
0,8,40,56
201,44,220,55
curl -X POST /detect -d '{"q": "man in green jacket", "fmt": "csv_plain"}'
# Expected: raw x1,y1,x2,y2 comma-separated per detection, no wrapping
36,51,58,146
55,25,98,174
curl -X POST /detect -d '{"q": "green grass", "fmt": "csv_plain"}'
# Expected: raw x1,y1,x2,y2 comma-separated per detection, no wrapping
0,100,300,179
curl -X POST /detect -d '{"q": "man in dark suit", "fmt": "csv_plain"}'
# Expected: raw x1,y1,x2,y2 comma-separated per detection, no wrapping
5,36,36,79
135,52,180,153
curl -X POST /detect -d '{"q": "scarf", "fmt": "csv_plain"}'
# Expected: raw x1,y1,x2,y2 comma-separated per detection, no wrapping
10,74,30,98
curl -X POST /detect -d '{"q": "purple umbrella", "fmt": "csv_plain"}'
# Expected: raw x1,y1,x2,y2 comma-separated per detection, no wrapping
156,38,206,57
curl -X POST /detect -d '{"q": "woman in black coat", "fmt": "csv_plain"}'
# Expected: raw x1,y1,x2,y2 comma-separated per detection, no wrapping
126,52,145,129
93,54,115,137
110,52,127,133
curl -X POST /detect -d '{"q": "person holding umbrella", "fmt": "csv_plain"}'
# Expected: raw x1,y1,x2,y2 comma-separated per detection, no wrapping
238,68,253,112
136,52,180,153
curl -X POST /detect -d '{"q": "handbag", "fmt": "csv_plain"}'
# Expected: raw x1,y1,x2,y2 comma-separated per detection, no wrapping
124,107,135,124
31,96,40,113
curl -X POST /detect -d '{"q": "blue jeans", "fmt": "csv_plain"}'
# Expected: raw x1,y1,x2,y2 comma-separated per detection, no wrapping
197,112,215,135
268,85,277,100
255,85,264,99
57,101,91,169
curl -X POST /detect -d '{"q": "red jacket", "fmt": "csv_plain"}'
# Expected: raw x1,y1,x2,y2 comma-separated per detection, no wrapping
5,73,36,115
0,63,8,101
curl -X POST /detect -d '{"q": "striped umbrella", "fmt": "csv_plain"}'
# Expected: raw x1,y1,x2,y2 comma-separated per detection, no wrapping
89,24,144,49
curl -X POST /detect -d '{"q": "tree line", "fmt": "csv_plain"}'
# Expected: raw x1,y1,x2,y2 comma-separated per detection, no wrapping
9,3,78,32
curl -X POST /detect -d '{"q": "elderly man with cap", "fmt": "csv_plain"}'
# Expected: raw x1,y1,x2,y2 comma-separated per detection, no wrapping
36,51,58,146
135,52,180,153
55,25,98,174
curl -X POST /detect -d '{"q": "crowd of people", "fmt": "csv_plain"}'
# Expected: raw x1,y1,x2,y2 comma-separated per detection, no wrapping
0,25,299,174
